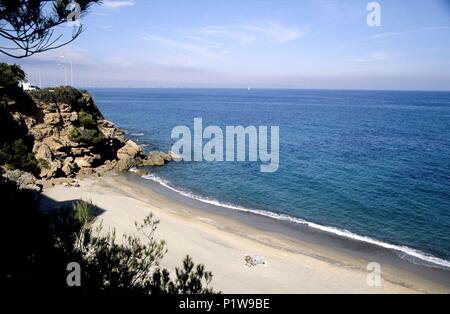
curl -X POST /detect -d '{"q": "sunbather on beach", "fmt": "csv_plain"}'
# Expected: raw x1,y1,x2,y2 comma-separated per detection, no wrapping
244,255,267,267
244,255,253,267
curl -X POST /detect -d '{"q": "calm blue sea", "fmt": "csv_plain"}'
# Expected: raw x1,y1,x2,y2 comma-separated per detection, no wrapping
90,88,450,267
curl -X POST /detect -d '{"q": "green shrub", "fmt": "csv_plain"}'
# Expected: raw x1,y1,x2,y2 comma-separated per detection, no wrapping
76,213,217,294
78,110,97,128
0,63,26,89
30,87,82,107
73,200,95,227
0,139,36,172
69,127,105,146
30,87,102,118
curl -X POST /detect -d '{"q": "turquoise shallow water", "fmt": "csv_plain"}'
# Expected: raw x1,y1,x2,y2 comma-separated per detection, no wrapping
90,88,450,267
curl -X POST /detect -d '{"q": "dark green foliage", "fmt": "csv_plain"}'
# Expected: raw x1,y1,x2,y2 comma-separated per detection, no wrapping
73,200,95,227
77,213,168,293
30,86,104,121
0,64,37,112
0,139,37,172
69,127,105,146
0,64,37,172
173,256,215,294
0,182,217,294
68,108,105,146
31,87,85,108
0,176,64,292
0,0,101,58
0,63,26,88
75,210,216,294
78,110,97,128
0,104,27,144
151,256,215,294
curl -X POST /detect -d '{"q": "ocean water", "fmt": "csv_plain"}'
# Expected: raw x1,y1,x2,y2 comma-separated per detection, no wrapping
89,88,450,268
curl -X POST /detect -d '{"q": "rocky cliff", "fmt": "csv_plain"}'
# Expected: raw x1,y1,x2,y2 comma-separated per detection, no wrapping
0,86,171,188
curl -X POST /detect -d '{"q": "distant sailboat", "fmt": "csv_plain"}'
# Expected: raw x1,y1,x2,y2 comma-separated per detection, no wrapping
247,87,251,91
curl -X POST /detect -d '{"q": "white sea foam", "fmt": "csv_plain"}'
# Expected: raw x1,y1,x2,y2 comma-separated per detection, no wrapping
141,173,450,270
131,132,144,136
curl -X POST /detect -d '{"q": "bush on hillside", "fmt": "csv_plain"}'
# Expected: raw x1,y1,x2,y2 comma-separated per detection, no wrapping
30,87,103,119
0,139,37,172
69,110,106,146
69,127,105,146
78,110,97,128
0,105,23,144
0,63,26,89
30,87,83,107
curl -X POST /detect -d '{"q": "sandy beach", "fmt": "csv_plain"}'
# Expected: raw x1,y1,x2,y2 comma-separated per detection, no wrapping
41,174,450,294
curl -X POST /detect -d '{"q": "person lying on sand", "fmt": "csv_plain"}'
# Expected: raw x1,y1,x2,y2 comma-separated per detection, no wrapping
244,254,268,267
244,255,253,267
63,180,80,188
71,180,80,187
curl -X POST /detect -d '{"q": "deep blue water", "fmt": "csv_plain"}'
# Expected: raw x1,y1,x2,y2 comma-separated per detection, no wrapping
90,88,450,266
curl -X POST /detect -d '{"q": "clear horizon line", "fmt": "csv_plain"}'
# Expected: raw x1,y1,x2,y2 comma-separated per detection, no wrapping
72,86,450,93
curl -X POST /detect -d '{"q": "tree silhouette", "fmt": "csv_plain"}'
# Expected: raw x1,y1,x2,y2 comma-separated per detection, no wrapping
0,0,100,58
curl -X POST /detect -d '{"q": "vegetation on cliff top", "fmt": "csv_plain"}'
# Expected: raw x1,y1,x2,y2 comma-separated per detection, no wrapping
69,109,106,146
0,63,37,172
0,64,124,176
0,63,25,89
31,87,102,117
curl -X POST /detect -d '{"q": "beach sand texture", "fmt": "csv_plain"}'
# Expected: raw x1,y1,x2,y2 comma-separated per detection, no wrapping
41,174,450,294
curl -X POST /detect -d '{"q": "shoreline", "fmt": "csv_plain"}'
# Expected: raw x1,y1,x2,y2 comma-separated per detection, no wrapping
41,173,450,293
135,170,450,270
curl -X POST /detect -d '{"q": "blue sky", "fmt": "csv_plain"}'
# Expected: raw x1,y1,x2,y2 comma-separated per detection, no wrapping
2,0,450,90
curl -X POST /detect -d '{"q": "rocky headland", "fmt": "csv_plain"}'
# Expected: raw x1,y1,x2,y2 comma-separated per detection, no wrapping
0,86,172,190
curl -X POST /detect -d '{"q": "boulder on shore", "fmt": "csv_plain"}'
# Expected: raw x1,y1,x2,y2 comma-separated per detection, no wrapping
169,151,182,161
141,151,168,166
2,169,42,192
62,157,75,177
117,140,143,160
116,155,137,171
114,140,144,171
